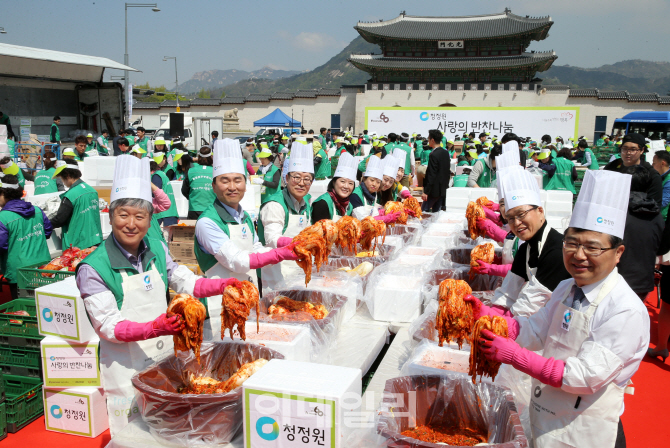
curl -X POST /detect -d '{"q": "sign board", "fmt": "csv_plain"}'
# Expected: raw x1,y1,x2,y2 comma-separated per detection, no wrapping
41,337,101,387
365,107,580,140
36,278,97,342
438,40,464,49
20,118,31,126
20,126,31,136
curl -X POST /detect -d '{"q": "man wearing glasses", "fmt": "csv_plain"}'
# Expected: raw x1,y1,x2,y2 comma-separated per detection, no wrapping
257,141,314,289
468,170,648,448
486,168,571,317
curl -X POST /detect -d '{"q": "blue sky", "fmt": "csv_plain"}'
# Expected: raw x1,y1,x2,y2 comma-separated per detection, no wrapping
1,0,667,87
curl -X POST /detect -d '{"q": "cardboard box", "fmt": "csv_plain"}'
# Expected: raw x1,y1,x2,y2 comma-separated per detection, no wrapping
41,336,101,387
93,187,112,204
172,257,198,264
168,220,197,242
243,360,361,448
36,277,97,342
43,386,109,437
169,241,195,259
179,262,203,276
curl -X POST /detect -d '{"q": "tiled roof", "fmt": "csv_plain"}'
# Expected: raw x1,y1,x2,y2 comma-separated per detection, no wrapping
132,102,161,109
568,88,598,97
628,93,659,102
295,90,318,98
348,52,556,71
160,100,190,107
221,96,246,104
318,88,341,96
659,96,670,105
270,92,295,100
189,98,221,106
597,91,628,100
542,85,569,91
245,94,271,102
355,10,553,41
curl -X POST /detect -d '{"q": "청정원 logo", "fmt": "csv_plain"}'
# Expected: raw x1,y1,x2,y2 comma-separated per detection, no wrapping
420,112,429,121
143,275,151,284
256,416,279,441
43,308,54,322
50,405,63,419
563,310,572,324
597,217,603,223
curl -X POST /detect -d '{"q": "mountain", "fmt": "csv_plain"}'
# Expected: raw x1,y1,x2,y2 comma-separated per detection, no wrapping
207,36,378,97
179,67,304,94
542,61,670,93
585,60,670,80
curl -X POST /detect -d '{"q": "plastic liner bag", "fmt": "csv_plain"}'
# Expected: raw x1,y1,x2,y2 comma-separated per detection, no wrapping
435,211,469,227
496,364,534,445
421,267,502,304
408,297,494,345
317,257,384,293
375,375,528,447
257,287,349,363
443,244,503,266
386,222,424,246
131,341,284,447
364,262,430,323
400,339,481,384
329,243,397,262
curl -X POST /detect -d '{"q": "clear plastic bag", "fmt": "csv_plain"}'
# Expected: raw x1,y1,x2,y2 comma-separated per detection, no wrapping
386,222,424,246
376,375,528,447
131,341,284,447
400,339,474,382
443,244,503,266
496,364,534,444
421,267,502,304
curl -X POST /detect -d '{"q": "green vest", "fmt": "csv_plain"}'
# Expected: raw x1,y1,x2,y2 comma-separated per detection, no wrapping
311,192,353,224
258,189,312,244
137,137,149,152
475,160,494,188
75,152,88,162
9,168,26,189
7,139,15,158
544,157,576,194
86,142,97,153
194,200,256,273
662,172,670,219
187,165,215,212
397,143,412,173
314,148,331,180
453,174,469,187
60,180,103,249
98,136,109,155
0,206,51,284
260,164,282,205
153,170,178,219
51,123,60,142
584,148,599,170
457,159,469,167
161,164,176,180
596,139,605,147
77,235,169,309
34,167,58,195
147,214,166,244
363,136,370,143
420,148,432,166
352,185,376,207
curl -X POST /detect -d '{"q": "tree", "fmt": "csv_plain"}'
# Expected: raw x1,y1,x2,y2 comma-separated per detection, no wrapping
220,91,226,99
197,88,211,99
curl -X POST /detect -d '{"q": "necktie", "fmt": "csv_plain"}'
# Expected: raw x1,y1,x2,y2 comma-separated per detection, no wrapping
572,287,585,310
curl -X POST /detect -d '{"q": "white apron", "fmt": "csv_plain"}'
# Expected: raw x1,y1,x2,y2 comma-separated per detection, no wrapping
261,212,309,290
530,273,629,448
99,264,173,437
203,223,255,340
351,198,380,221
502,237,515,265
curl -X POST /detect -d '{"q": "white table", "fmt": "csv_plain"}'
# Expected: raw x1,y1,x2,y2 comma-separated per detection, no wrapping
330,307,390,375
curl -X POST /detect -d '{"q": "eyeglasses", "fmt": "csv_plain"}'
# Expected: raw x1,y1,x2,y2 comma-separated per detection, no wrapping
563,240,614,257
289,175,313,185
506,206,538,224
621,148,642,154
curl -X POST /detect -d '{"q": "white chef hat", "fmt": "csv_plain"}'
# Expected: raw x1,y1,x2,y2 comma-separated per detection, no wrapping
213,138,245,178
502,140,518,154
495,149,520,172
110,155,152,204
392,148,406,168
382,155,400,178
333,152,357,182
569,170,630,239
288,141,314,174
496,165,523,202
363,155,384,180
500,168,542,211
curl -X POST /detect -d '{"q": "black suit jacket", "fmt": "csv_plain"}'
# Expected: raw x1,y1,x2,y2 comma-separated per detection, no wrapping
423,146,451,198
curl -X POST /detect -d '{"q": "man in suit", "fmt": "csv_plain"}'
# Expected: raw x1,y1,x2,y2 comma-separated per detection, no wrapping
421,129,451,212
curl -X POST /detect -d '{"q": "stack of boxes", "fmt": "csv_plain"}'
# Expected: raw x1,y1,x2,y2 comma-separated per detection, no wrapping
35,277,109,438
0,125,9,156
167,221,202,275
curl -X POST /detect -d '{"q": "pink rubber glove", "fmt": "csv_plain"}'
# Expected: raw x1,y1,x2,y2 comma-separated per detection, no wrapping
483,207,503,226
473,260,512,277
249,243,299,269
246,161,255,175
489,202,501,212
277,237,293,248
400,189,411,199
476,218,508,243
374,211,400,224
479,329,565,388
193,277,239,298
463,294,516,325
114,313,184,342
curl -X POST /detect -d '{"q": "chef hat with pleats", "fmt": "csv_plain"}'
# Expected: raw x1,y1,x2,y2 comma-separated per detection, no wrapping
333,152,357,182
213,138,245,178
502,140,519,154
500,168,542,211
569,170,630,239
288,142,314,174
495,149,520,173
496,165,523,202
110,155,152,203
363,154,384,180
382,155,400,178
392,148,407,169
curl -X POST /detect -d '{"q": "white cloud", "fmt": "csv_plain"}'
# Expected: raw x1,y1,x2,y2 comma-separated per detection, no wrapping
278,30,347,52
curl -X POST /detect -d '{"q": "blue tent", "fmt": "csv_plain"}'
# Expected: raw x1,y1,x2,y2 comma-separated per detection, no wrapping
253,108,301,128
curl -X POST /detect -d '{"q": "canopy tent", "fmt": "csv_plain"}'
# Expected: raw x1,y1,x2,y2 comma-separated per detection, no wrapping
253,108,301,128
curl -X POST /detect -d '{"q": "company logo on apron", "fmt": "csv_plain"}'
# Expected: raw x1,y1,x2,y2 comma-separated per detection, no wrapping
42,308,54,322
256,416,279,441
143,275,151,284
562,309,572,331
156,340,164,350
534,386,542,398
50,405,63,419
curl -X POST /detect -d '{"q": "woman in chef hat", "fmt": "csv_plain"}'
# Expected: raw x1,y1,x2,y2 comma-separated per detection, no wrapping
75,154,240,436
311,152,358,223
350,155,384,219
377,152,412,206
257,141,315,289
469,170,648,448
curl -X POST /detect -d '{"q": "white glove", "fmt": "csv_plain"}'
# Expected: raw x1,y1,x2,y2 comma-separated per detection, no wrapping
530,160,539,168
252,178,264,185
281,147,289,154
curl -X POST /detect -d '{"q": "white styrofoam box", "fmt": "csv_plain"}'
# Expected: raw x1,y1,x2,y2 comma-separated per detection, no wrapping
420,230,461,249
82,156,116,183
546,190,574,204
22,181,35,198
547,217,566,233
469,188,497,203
405,343,494,383
100,212,112,235
380,235,405,255
41,336,101,387
371,275,423,322
435,212,467,226
36,276,97,342
243,359,361,448
43,386,109,437
308,179,330,205
0,141,8,157
445,196,469,213
547,200,572,214
402,245,443,265
224,322,311,362
169,180,189,218
446,187,471,200
427,223,464,233
0,124,6,136
287,274,361,322
539,190,548,203
47,228,63,257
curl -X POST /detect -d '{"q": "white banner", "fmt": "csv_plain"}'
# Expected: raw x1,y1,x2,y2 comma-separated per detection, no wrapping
127,83,133,126
365,107,579,140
